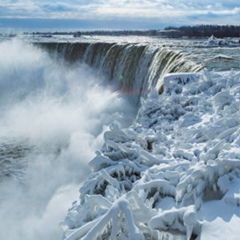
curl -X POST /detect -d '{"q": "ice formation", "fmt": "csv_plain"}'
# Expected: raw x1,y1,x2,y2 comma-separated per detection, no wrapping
206,35,240,47
60,69,240,239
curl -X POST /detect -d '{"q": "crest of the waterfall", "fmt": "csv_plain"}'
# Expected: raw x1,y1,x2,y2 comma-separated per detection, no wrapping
36,42,203,104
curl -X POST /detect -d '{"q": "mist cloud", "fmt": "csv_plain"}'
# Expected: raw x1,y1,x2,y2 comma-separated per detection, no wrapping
0,39,136,240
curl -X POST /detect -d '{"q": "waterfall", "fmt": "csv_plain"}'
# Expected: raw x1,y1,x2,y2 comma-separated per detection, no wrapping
36,42,203,103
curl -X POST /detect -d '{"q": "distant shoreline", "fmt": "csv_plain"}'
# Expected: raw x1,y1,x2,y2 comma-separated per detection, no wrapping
24,25,240,39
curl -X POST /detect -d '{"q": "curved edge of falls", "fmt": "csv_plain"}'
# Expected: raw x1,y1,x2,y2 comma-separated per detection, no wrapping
35,42,203,104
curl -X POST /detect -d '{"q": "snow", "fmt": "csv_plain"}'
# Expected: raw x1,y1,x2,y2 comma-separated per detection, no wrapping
61,70,240,239
201,215,240,240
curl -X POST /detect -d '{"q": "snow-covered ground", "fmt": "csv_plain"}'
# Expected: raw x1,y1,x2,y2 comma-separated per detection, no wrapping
61,70,240,240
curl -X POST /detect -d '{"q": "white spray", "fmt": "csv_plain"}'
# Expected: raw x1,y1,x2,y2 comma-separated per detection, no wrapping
0,39,136,240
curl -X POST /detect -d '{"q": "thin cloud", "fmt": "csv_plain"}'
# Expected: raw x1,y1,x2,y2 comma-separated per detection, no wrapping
0,0,239,27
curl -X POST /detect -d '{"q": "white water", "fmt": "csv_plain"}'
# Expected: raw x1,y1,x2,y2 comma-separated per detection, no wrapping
0,39,136,240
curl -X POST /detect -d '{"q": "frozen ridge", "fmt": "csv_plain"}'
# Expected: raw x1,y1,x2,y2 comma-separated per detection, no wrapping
61,70,240,240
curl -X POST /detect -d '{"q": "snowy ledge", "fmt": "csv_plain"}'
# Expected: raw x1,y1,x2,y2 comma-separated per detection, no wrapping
61,70,240,240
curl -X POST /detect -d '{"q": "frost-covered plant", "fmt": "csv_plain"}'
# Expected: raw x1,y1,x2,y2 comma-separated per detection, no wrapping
62,71,240,240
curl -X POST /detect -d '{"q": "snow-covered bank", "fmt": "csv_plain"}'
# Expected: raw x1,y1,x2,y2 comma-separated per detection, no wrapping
62,70,240,240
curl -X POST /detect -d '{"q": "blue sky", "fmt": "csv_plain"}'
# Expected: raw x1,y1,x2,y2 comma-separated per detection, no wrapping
0,0,239,30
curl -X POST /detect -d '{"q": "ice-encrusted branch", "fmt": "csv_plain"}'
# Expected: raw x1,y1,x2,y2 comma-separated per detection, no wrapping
62,71,240,240
65,197,145,240
149,206,200,240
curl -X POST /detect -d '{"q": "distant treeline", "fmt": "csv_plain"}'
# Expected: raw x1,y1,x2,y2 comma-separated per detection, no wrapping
164,25,240,38
29,25,240,38
29,30,158,36
78,30,158,36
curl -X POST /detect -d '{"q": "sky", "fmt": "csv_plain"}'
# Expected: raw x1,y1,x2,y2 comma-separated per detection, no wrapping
0,0,240,30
